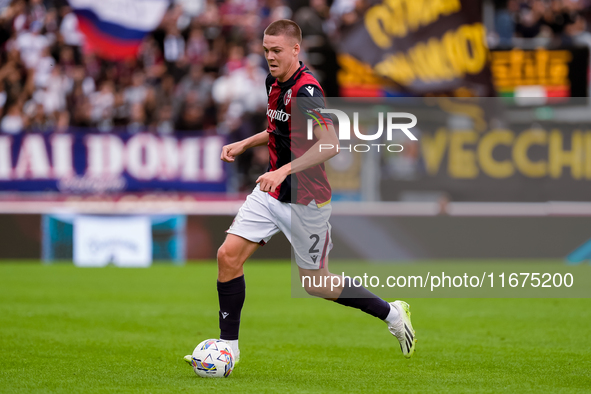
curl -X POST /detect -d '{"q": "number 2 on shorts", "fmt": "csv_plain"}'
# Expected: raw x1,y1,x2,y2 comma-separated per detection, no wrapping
309,234,320,254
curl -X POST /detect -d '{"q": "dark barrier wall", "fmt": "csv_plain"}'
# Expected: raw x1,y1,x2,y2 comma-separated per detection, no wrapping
0,214,291,261
329,216,590,261
0,215,42,259
185,216,292,261
0,214,588,261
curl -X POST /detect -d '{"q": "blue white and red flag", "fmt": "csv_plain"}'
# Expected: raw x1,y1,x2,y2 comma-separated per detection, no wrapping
68,0,169,60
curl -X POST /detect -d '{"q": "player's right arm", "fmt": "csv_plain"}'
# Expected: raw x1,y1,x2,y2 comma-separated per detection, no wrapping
220,131,269,163
222,74,275,163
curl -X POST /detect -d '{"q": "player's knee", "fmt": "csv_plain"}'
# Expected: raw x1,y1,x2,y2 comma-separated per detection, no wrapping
217,245,232,267
217,244,242,271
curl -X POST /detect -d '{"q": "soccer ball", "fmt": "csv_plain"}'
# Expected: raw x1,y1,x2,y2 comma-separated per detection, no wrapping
188,339,235,378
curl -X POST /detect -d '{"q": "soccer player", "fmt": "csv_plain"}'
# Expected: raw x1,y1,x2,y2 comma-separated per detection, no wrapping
185,20,416,367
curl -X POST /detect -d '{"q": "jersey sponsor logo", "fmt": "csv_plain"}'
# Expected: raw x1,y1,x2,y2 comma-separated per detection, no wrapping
305,86,314,96
284,88,292,105
266,104,291,122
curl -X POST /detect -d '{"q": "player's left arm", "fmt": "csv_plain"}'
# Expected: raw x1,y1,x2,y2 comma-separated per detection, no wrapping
257,84,338,193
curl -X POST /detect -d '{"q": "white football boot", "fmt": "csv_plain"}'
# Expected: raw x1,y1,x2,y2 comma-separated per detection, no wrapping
222,340,240,364
387,301,416,358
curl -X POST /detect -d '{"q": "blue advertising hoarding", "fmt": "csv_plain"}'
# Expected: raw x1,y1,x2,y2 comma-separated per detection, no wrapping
0,132,226,193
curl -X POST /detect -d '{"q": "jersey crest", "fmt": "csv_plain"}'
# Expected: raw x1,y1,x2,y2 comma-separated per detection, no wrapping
284,88,292,105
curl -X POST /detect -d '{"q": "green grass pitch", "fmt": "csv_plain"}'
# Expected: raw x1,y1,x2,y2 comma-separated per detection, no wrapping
1,262,590,393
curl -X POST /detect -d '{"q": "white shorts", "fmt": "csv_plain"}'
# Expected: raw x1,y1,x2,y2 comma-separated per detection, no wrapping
227,185,333,270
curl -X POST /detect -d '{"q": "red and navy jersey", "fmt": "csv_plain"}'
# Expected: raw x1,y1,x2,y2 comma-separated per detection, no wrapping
265,62,333,206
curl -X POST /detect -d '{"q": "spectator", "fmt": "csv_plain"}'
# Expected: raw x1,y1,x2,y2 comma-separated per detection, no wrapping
177,64,212,106
1,104,24,134
155,104,175,134
0,81,7,112
59,6,83,47
28,102,48,131
568,13,591,45
37,66,69,115
164,27,185,63
494,0,518,46
55,110,69,133
186,28,208,63
124,71,148,106
33,47,54,88
495,0,591,43
516,0,546,38
90,80,115,125
127,103,146,134
15,23,48,69
176,90,205,131
544,0,575,36
111,90,129,127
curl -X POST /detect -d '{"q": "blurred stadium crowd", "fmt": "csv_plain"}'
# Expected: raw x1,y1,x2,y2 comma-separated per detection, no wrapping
0,0,288,138
494,0,591,46
1,0,591,136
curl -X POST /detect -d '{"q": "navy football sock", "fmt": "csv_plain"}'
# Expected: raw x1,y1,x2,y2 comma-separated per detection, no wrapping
333,277,391,320
218,275,245,341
